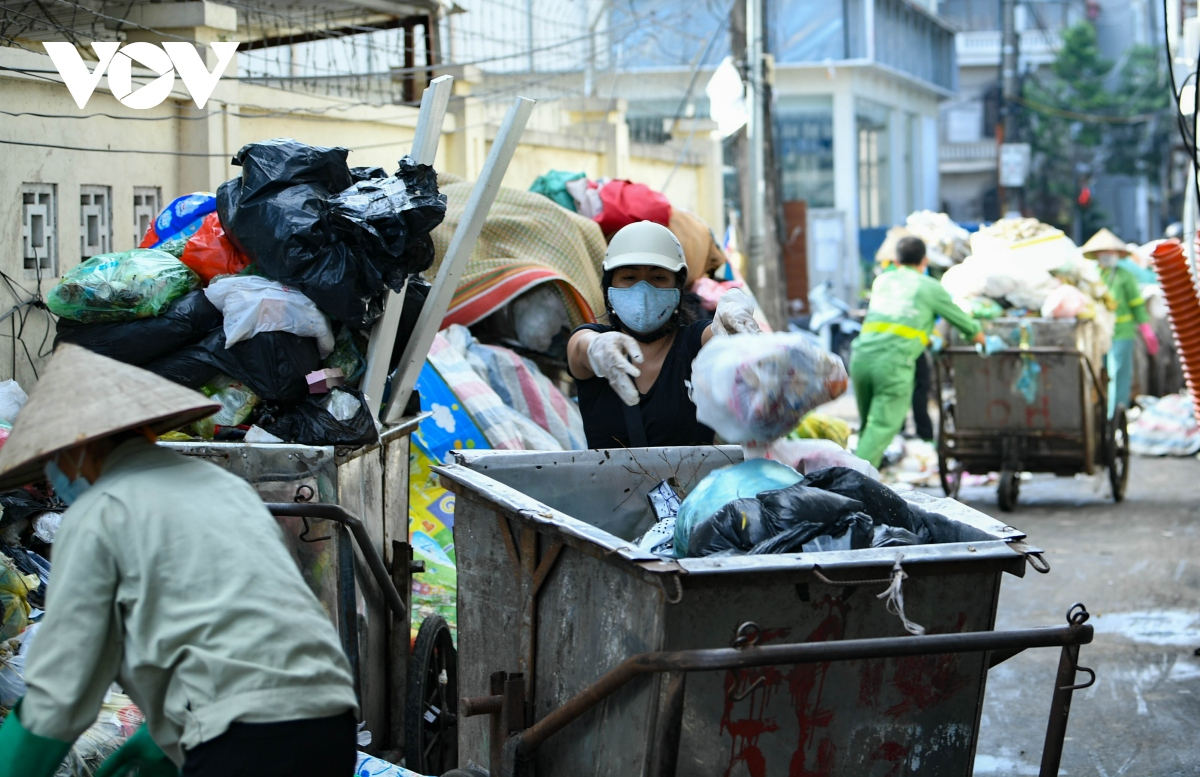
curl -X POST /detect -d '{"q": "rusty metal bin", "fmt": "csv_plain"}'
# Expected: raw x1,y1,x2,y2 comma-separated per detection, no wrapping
940,317,1128,510
437,446,1043,776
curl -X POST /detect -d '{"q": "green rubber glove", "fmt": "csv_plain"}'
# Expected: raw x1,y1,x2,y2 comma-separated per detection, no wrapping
94,724,179,777
0,700,72,777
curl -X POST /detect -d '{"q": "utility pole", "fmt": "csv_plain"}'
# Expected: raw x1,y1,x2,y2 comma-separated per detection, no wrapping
999,0,1021,216
744,0,768,314
732,0,786,329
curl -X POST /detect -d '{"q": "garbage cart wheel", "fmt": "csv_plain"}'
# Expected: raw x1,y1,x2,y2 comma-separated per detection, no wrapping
1107,406,1130,502
997,470,1020,512
937,401,963,499
406,615,458,774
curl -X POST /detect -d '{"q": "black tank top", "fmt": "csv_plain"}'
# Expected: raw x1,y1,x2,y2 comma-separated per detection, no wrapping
570,320,716,449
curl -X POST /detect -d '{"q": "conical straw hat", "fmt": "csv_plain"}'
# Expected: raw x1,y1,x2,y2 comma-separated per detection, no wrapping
1080,228,1130,257
0,344,219,490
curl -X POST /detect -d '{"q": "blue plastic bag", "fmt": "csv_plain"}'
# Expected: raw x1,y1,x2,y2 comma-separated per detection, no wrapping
673,459,802,558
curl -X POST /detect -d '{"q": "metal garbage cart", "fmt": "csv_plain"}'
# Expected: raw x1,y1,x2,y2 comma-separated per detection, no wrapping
435,446,1093,777
936,317,1129,511
160,419,458,771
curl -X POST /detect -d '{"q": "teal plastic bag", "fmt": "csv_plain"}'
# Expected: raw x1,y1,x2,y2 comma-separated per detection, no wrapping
47,249,199,323
48,249,198,321
529,170,585,212
673,459,803,558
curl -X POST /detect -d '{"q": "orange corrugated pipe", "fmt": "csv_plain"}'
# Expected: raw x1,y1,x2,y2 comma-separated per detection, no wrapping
1150,239,1200,423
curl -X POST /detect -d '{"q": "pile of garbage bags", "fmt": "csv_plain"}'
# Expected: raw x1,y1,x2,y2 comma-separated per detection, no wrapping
49,139,448,447
674,462,949,559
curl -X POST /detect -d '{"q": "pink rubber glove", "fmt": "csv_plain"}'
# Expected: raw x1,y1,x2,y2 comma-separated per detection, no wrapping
1139,323,1160,356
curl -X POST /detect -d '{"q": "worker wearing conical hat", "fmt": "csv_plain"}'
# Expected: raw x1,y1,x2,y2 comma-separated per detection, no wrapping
0,346,358,777
1081,228,1159,417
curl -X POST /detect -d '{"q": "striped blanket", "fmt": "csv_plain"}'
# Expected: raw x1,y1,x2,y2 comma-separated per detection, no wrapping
429,175,607,330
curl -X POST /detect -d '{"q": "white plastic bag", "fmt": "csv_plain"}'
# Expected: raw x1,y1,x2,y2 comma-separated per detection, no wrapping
689,333,848,444
747,438,880,479
204,276,335,357
1040,284,1092,319
0,380,27,424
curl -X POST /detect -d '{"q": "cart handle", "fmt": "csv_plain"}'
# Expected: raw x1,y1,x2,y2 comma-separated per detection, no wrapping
501,608,1094,775
263,502,407,619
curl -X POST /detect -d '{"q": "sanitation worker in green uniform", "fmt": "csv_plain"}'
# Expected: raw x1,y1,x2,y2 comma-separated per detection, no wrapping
851,237,986,467
1080,228,1159,418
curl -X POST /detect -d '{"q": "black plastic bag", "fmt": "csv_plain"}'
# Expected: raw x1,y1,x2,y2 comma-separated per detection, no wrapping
684,484,871,558
259,387,379,447
389,275,431,373
218,140,445,328
330,157,446,280
800,467,924,534
350,165,388,183
144,329,320,401
55,290,221,366
871,525,922,548
684,498,767,557
749,511,873,555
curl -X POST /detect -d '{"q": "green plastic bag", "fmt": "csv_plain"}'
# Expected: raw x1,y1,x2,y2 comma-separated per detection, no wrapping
191,375,259,439
47,249,199,323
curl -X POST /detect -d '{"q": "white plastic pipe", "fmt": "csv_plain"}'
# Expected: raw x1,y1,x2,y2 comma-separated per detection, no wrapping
383,96,537,424
360,75,454,421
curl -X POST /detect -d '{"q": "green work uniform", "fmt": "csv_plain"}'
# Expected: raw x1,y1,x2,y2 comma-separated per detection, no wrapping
851,266,981,467
1104,264,1150,417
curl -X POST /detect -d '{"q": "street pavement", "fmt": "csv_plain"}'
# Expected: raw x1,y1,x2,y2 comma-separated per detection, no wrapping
957,456,1200,776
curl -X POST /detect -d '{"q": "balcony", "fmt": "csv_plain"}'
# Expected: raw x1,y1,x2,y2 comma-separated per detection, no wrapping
956,29,1062,67
940,140,997,173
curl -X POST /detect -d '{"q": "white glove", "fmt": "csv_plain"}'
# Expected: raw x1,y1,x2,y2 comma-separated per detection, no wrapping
712,287,761,336
586,331,644,406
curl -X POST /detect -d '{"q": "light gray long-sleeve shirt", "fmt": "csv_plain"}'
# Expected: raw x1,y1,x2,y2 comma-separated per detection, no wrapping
21,438,358,764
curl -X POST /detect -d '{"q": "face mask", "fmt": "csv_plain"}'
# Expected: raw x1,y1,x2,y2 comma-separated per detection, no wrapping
607,281,681,336
1097,253,1119,268
44,450,91,506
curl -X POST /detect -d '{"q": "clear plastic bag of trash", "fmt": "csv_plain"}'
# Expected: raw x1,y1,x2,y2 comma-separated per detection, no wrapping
747,438,879,479
191,375,260,440
672,459,802,557
205,276,335,358
689,332,848,444
47,249,199,323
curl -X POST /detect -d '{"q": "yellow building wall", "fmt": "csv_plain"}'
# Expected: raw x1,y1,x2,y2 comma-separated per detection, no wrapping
0,47,723,385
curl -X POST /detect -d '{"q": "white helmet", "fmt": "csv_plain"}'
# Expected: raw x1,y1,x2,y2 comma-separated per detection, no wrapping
602,221,687,278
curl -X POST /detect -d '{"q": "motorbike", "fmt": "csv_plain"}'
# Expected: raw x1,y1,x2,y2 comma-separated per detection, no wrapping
788,281,862,367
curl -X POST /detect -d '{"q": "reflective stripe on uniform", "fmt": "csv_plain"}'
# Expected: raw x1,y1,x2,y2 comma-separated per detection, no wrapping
1130,297,1145,307
1116,314,1134,324
861,321,930,345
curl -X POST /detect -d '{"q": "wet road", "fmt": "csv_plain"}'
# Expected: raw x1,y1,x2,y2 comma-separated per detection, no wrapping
958,456,1200,776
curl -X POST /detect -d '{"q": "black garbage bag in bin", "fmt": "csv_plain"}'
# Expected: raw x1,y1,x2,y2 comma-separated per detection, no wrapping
217,139,446,329
800,467,941,541
684,484,873,558
258,386,378,447
54,291,222,365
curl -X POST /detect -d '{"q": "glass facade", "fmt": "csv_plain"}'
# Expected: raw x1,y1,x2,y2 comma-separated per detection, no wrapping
770,0,846,62
775,96,835,208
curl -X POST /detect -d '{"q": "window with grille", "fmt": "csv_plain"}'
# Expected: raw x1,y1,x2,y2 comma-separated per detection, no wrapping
21,183,56,276
80,185,112,260
133,187,161,247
